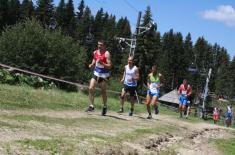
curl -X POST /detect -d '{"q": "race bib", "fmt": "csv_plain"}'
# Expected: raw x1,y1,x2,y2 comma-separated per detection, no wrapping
150,83,159,93
182,90,187,95
96,60,104,68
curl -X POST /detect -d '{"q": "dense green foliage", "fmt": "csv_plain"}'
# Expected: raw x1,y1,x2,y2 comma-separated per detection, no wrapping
0,0,234,99
0,19,88,83
0,68,56,88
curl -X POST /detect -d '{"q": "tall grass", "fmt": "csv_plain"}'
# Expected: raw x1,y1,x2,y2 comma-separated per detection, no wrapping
0,84,145,112
0,83,204,122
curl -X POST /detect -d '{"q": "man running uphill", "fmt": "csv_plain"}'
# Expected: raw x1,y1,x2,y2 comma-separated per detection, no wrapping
86,40,112,116
178,79,192,118
118,56,139,116
146,65,163,119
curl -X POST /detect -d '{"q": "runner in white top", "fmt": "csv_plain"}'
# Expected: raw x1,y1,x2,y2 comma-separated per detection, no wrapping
118,56,139,116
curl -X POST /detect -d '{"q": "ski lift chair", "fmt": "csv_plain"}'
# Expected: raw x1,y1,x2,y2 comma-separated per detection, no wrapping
85,33,94,44
187,63,198,74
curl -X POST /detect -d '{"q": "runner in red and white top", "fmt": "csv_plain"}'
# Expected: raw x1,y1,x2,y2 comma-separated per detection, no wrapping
178,79,192,118
87,40,112,116
213,107,219,124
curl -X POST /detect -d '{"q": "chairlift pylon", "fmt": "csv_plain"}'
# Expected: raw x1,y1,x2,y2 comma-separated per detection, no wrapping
199,68,207,76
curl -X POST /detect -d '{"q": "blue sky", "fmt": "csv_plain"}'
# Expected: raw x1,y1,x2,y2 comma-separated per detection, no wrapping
39,0,235,58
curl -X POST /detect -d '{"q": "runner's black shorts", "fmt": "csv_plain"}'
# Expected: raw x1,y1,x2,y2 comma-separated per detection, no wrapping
123,84,137,97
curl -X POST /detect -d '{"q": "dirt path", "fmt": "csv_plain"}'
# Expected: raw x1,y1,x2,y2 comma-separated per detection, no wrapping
0,109,234,154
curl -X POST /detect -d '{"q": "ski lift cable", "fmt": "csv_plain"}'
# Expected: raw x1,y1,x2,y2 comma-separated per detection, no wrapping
123,0,139,13
0,63,120,95
93,0,103,6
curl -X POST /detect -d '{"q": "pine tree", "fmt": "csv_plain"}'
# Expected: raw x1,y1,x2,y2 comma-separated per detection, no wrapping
215,48,231,97
102,12,115,40
76,0,85,21
114,17,131,73
183,33,194,83
229,57,235,97
162,31,185,89
75,6,93,42
8,0,21,25
21,0,34,19
122,17,131,37
103,14,120,73
193,37,211,72
116,17,131,38
182,33,202,97
193,37,214,96
55,0,66,29
184,33,194,67
64,0,76,37
35,0,54,27
92,8,104,40
0,0,8,31
174,32,185,85
116,17,124,36
209,43,221,92
75,6,94,68
135,6,159,93
159,29,175,90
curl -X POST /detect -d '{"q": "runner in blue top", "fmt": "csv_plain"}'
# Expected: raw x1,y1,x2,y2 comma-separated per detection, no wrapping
225,105,233,127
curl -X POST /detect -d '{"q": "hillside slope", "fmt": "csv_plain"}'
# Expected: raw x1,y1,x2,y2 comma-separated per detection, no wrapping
0,84,234,155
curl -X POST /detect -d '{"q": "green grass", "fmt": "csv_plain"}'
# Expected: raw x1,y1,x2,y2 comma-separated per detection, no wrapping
0,83,208,128
211,138,235,155
0,84,84,110
17,139,67,154
0,83,210,124
0,83,147,113
107,77,123,92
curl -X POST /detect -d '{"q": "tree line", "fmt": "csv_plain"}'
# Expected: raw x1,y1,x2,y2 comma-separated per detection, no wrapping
0,0,234,98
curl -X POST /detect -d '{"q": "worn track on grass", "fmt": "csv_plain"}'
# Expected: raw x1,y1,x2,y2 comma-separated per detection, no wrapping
0,110,234,155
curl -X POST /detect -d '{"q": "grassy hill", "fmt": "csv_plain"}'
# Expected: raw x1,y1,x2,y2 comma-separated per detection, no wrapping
0,84,235,155
0,83,177,115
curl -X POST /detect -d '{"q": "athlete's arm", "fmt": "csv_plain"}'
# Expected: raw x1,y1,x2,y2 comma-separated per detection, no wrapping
133,67,140,81
147,74,151,89
89,52,96,69
102,52,112,69
158,73,163,88
121,68,125,83
178,85,182,94
187,86,192,97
